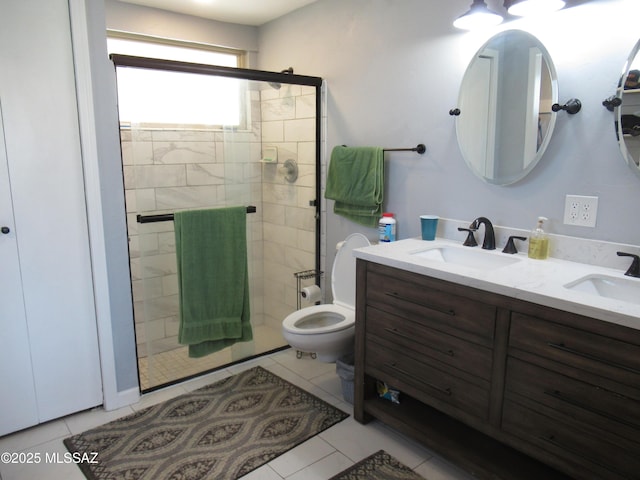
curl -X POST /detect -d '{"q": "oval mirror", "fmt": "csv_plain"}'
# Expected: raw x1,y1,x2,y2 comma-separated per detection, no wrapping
615,38,640,176
455,30,558,185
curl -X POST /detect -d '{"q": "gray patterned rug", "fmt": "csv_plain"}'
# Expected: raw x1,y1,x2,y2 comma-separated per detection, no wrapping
331,450,426,480
64,366,348,480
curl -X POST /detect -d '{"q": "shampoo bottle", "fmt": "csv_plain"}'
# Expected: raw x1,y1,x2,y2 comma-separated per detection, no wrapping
528,216,549,260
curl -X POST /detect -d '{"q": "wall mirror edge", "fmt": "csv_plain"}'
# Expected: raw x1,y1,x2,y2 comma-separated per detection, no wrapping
614,37,640,178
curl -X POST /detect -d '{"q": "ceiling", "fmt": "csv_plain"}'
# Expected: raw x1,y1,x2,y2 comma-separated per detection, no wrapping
117,0,319,26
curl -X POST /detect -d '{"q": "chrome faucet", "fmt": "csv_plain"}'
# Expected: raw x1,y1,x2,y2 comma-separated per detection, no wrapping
469,217,496,250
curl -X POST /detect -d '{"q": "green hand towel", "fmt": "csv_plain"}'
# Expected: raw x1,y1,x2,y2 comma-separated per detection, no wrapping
174,207,252,358
324,146,384,227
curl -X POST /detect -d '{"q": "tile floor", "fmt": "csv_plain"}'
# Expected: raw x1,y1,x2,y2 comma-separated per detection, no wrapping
0,349,475,480
139,324,286,390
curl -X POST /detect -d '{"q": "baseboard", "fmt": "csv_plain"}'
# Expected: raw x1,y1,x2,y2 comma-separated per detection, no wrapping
103,386,140,411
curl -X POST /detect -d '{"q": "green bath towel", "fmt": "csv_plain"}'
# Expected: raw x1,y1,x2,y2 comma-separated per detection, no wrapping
324,146,384,227
174,207,252,358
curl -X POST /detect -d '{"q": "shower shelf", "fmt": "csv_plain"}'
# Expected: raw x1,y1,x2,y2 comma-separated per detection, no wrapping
294,269,323,280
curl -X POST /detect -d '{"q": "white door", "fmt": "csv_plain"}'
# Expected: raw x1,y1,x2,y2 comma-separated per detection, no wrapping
0,106,40,436
461,49,499,179
0,0,103,434
523,48,543,169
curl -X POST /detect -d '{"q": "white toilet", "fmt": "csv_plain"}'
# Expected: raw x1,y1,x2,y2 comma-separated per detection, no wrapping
282,233,371,362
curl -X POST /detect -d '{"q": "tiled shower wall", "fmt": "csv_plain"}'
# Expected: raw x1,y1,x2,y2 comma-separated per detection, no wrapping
260,84,319,329
121,84,318,357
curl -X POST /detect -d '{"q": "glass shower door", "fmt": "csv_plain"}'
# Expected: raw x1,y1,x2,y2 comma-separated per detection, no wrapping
127,122,264,389
115,57,321,391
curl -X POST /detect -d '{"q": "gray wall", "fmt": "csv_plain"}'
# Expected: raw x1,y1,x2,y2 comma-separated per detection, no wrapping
104,0,259,61
81,0,138,393
256,0,640,273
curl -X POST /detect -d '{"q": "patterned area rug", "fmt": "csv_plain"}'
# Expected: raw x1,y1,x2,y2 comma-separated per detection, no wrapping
64,366,348,480
330,450,426,480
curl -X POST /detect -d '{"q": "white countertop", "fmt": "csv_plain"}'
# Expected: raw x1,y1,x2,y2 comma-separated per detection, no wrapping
354,237,640,331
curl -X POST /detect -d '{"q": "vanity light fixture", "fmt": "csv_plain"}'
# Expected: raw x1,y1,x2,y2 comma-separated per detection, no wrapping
453,0,504,30
507,0,566,16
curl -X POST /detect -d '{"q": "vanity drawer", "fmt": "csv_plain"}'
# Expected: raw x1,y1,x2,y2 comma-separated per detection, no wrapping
365,338,490,421
365,264,496,346
502,398,640,480
505,357,640,444
366,305,493,381
508,312,640,388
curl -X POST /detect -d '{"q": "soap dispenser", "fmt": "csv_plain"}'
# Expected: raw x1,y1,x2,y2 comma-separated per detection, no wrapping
528,216,549,260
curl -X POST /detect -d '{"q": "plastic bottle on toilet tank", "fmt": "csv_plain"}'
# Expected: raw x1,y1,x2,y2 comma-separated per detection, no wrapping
378,212,396,242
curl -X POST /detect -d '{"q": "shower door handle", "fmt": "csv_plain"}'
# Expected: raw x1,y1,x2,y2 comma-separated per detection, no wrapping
1,226,9,234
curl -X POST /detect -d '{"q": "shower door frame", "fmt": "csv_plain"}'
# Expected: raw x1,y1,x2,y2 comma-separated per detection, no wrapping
111,55,323,391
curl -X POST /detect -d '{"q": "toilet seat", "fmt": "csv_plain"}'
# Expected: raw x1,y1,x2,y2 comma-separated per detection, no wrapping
282,304,354,335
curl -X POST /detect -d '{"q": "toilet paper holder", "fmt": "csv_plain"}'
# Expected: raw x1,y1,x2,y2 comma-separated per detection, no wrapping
294,269,324,310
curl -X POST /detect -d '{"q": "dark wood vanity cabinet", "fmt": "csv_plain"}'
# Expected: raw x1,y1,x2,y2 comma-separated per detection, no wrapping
363,263,495,423
354,260,640,480
504,312,640,479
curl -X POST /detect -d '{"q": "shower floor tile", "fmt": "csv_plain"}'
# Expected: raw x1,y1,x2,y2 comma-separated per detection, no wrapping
138,324,286,390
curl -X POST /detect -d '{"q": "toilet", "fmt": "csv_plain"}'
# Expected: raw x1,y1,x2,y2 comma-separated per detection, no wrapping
282,233,371,362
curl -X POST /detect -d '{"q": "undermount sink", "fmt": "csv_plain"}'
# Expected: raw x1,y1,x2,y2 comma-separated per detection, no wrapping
564,274,640,305
411,246,522,271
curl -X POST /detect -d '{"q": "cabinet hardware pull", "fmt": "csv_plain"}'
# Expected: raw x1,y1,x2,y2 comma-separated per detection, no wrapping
384,292,456,316
543,389,639,430
385,362,452,396
547,342,640,376
538,434,625,476
384,328,455,357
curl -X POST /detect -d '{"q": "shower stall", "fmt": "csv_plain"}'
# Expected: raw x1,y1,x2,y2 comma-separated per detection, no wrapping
111,55,323,391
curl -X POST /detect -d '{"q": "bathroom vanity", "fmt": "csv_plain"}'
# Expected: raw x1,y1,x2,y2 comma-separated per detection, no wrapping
353,238,640,480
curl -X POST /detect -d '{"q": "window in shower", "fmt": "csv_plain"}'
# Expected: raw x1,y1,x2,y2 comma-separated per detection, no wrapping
112,54,322,392
107,35,244,127
114,68,246,126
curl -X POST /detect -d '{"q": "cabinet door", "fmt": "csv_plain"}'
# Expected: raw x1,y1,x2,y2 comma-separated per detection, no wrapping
0,0,103,429
0,108,40,436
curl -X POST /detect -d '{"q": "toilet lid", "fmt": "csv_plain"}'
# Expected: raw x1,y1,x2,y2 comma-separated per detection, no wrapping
332,233,371,308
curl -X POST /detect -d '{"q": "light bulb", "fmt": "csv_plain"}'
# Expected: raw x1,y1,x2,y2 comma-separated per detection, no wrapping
453,1,504,30
508,0,566,17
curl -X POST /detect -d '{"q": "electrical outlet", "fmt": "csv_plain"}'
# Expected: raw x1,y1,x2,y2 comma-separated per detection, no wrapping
563,195,598,227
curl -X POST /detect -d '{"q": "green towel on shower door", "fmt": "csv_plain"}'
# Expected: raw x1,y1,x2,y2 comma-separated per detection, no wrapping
174,206,252,358
324,146,384,227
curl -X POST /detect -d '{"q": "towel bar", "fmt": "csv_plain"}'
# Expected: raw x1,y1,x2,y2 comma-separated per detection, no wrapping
137,206,257,223
383,144,426,154
341,144,426,154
